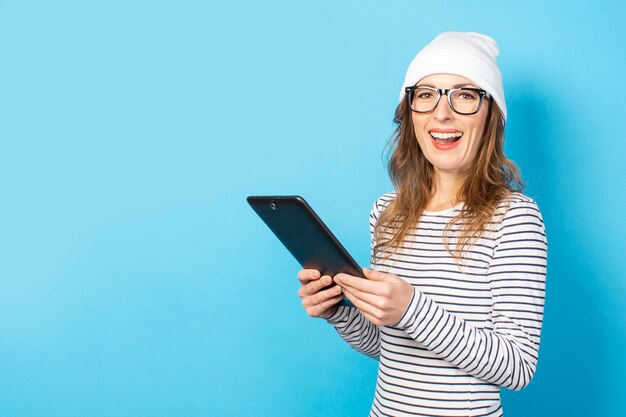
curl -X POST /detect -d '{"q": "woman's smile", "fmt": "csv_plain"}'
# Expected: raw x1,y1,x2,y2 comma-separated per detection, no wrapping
429,128,463,150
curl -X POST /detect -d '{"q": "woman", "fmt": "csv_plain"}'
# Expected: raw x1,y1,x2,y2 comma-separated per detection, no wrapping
297,32,547,417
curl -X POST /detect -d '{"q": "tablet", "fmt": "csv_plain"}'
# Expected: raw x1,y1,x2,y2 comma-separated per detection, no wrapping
247,195,364,308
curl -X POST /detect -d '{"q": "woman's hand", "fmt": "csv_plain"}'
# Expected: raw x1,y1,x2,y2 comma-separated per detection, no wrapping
297,269,344,319
334,268,414,326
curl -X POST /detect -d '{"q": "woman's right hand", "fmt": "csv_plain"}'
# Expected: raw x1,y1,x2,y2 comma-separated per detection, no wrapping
297,269,344,319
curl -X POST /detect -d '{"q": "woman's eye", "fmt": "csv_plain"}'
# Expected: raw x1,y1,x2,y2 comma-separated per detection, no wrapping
458,91,478,100
417,92,433,99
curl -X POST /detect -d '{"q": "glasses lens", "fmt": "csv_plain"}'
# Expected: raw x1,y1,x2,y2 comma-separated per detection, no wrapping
450,89,481,114
410,87,439,112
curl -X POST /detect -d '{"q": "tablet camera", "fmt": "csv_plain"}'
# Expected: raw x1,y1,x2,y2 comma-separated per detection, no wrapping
270,201,277,210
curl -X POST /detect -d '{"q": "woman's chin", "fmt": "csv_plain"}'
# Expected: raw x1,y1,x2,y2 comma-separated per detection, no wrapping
429,158,467,174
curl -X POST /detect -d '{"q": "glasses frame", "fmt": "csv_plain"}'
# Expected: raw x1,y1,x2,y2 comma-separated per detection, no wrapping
404,85,492,115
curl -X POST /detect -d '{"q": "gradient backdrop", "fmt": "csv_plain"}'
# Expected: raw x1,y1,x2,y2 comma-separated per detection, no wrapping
1,1,625,416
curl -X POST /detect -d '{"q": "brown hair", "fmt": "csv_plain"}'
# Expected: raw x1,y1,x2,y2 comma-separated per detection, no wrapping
373,97,523,266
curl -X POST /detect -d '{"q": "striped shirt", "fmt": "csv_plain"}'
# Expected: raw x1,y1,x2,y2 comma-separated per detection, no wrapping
327,192,547,417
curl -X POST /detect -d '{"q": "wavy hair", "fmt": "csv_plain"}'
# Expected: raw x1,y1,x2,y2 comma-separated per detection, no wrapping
373,96,523,266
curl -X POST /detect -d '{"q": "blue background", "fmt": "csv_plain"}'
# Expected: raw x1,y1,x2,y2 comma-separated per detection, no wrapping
1,1,625,416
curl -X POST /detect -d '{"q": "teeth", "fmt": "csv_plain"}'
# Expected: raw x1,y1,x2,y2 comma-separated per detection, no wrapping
430,131,462,139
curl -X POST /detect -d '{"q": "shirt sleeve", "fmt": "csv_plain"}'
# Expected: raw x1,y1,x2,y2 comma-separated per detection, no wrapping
325,198,383,360
393,198,547,390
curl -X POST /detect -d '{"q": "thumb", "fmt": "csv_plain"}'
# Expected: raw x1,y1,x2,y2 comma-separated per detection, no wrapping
363,267,394,282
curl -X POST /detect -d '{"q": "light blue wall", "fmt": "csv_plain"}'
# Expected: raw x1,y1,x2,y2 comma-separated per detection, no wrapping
1,1,625,416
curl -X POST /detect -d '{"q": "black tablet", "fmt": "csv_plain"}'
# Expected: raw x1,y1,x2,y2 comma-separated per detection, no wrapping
247,195,364,308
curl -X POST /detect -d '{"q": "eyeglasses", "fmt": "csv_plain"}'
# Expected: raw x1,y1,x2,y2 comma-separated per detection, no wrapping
405,86,491,115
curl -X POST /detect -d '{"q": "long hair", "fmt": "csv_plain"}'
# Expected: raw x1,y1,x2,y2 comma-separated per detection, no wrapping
373,96,523,266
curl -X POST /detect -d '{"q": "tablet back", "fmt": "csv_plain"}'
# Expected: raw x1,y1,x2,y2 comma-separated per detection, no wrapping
247,195,363,306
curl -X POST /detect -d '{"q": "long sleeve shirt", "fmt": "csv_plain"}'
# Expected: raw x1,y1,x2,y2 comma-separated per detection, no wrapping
326,192,547,417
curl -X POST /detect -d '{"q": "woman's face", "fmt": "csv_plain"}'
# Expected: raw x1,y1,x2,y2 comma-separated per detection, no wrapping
411,74,489,179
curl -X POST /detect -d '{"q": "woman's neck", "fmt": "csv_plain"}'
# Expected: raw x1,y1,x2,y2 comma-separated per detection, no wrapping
428,171,462,210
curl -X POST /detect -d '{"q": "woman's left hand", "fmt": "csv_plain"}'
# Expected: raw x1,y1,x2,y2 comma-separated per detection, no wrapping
334,268,414,326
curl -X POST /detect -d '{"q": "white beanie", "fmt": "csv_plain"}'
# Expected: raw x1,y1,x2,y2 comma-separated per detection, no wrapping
399,32,507,120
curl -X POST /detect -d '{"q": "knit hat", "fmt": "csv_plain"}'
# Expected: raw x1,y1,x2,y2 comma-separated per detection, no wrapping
399,32,507,120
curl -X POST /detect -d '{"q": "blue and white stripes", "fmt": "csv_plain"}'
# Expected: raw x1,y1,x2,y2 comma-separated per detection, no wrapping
327,192,547,417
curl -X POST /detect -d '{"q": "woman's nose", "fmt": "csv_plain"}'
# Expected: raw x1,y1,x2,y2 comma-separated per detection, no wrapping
433,95,454,121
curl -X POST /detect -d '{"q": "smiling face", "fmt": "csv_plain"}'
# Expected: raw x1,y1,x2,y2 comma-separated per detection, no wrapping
411,74,489,182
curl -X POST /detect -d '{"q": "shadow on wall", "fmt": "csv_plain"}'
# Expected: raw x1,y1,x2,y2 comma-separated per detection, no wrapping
502,83,607,417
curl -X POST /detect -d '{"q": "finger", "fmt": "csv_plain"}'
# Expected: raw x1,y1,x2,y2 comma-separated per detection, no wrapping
302,275,333,297
362,267,394,282
302,284,342,308
297,269,321,285
343,288,384,325
334,272,383,295
298,273,330,298
342,287,383,321
344,285,386,310
306,294,344,318
354,306,381,326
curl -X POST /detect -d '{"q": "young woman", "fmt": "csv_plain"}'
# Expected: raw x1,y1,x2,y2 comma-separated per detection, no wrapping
297,32,547,417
